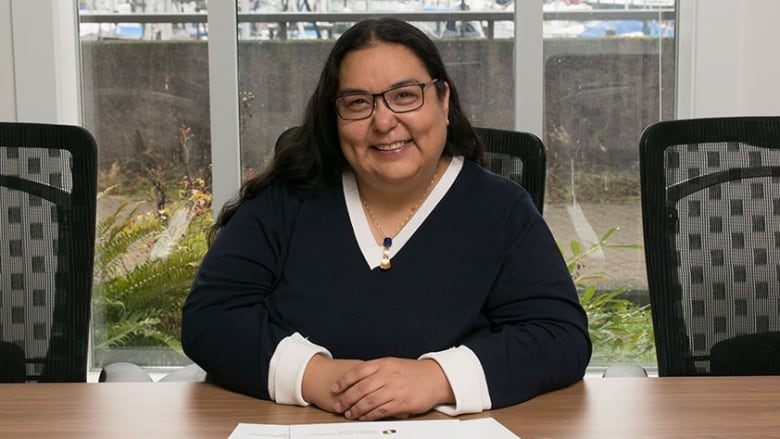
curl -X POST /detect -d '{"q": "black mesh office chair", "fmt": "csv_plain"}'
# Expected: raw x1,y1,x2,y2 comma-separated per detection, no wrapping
639,116,780,376
275,126,547,214
0,122,97,382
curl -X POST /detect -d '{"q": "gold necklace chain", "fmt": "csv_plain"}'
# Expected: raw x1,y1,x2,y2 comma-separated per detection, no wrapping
359,168,439,270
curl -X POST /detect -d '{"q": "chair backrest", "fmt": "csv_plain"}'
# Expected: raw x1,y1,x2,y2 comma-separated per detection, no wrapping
639,116,780,376
275,126,547,214
0,122,98,382
474,127,546,214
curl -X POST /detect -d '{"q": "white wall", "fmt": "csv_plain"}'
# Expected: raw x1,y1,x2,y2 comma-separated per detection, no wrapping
737,2,780,116
677,0,780,118
0,0,16,121
0,0,81,124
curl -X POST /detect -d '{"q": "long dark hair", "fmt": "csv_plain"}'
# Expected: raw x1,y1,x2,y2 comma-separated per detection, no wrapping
211,17,484,240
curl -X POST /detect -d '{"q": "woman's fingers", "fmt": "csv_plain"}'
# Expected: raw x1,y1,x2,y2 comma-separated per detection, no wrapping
331,361,380,393
332,358,449,420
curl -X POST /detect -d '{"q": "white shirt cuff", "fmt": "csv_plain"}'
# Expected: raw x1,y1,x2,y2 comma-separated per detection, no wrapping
268,332,332,406
419,346,492,416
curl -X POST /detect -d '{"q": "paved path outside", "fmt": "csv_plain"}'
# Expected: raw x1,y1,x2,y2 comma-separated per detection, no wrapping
545,199,648,296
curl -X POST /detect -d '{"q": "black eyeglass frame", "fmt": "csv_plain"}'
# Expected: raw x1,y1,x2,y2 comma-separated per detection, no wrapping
333,79,440,121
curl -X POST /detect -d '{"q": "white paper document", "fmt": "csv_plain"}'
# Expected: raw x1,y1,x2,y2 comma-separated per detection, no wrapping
228,418,519,439
229,423,290,438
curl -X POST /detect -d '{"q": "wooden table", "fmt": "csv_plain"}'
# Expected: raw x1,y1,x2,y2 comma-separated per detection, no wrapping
1,376,779,438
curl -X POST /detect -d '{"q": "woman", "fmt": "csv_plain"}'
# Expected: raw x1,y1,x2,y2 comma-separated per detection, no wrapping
182,17,591,421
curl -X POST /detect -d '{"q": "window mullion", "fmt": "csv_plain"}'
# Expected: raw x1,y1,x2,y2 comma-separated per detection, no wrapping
208,1,241,214
513,1,543,137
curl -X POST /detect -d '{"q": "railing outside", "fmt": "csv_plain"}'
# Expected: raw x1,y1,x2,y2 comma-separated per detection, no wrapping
79,9,674,40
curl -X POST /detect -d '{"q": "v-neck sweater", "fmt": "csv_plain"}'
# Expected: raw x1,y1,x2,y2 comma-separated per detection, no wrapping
182,157,591,414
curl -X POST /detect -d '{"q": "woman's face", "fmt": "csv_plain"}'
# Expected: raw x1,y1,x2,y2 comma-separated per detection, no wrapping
335,42,450,192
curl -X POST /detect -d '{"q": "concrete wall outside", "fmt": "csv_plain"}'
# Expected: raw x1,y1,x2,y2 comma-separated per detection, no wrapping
81,37,674,192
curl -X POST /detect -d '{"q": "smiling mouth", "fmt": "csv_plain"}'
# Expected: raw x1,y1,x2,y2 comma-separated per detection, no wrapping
373,140,408,151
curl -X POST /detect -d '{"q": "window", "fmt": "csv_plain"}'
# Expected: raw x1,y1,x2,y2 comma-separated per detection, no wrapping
542,4,674,367
77,0,674,370
80,0,211,368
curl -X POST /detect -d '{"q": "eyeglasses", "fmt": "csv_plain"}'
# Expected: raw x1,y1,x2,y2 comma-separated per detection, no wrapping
333,79,440,121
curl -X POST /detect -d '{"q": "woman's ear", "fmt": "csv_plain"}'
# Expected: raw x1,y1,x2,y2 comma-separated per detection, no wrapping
440,81,451,122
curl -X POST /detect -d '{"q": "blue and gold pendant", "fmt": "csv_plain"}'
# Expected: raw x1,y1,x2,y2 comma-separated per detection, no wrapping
380,237,392,270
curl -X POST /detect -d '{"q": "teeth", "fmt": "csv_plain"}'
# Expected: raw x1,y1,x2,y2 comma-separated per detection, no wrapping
374,141,406,151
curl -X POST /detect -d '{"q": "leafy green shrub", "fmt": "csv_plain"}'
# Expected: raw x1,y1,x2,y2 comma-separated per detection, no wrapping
92,181,212,366
560,228,656,365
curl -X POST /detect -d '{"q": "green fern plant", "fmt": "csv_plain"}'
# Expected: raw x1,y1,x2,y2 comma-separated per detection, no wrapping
560,228,656,365
92,184,212,366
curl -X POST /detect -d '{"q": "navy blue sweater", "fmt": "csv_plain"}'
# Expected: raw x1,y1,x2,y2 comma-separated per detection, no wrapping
182,159,591,409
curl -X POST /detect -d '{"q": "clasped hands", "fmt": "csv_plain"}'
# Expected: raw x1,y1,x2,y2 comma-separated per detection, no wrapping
301,354,455,421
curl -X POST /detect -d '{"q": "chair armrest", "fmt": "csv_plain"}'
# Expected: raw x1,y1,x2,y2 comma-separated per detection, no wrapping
0,341,26,382
99,362,154,382
602,364,648,378
158,363,206,382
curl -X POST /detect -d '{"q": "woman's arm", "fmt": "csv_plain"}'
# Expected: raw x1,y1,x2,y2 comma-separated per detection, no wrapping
464,198,592,408
181,187,298,399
